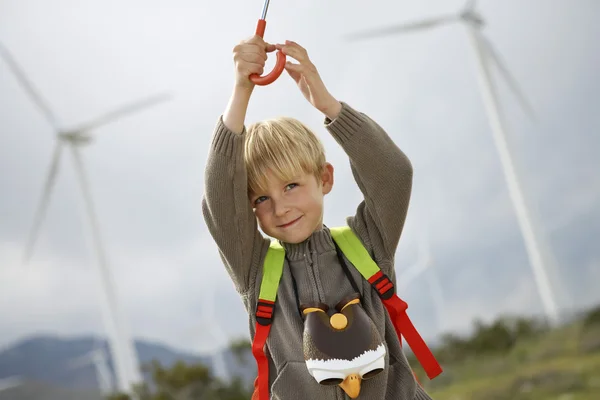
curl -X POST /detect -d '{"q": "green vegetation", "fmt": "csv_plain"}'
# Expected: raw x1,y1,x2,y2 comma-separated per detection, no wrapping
412,304,600,399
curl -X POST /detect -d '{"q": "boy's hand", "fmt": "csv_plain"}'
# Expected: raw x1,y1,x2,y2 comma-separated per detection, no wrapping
233,35,277,90
276,41,341,119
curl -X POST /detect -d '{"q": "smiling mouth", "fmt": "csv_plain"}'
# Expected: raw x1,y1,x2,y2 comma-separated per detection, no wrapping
278,216,302,228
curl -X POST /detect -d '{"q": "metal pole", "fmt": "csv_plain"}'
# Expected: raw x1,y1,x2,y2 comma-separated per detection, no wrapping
260,0,271,20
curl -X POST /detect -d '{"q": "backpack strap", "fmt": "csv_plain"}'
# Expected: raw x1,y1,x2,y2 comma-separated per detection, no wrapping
252,240,285,400
330,226,443,380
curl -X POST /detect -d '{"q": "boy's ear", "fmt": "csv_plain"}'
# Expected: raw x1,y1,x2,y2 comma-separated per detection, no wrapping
321,162,334,195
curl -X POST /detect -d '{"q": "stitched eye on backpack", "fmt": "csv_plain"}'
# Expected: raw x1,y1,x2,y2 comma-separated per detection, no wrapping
300,302,329,316
335,292,362,313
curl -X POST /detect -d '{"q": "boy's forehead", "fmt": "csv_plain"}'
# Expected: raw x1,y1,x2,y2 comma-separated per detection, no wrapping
252,169,311,191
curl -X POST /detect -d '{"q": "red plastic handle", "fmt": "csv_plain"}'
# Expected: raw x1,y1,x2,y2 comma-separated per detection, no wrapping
250,19,286,86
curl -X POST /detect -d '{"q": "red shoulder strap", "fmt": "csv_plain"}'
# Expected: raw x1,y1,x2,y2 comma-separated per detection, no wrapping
369,270,443,379
252,299,275,400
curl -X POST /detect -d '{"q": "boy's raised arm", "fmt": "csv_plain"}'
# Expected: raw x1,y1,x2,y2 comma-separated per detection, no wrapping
275,40,412,269
201,36,274,295
325,103,413,264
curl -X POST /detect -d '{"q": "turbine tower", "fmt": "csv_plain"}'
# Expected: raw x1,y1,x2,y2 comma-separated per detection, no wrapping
0,41,171,394
346,0,561,324
67,340,114,395
200,284,231,382
398,223,446,333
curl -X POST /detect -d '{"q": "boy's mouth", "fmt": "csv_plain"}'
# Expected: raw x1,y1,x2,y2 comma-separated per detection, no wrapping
278,216,302,228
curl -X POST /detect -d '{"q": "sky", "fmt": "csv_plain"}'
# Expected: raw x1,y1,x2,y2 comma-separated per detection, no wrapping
0,0,599,357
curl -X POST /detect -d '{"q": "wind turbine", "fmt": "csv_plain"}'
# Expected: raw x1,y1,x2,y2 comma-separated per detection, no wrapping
345,0,562,324
198,285,232,382
67,339,115,395
0,41,171,395
398,224,446,333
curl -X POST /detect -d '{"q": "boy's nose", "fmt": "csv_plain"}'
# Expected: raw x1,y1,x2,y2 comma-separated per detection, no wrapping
273,201,289,217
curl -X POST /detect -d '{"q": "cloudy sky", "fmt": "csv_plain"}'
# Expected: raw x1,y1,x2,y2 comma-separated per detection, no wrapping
0,0,598,357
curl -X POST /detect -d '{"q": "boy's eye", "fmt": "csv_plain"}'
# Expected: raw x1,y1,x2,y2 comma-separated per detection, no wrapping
285,183,298,191
254,196,268,205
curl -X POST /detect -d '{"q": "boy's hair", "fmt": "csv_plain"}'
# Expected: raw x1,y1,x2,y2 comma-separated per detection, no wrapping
244,117,326,195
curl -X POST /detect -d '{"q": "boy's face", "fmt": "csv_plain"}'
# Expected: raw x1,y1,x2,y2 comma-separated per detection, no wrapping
250,163,334,244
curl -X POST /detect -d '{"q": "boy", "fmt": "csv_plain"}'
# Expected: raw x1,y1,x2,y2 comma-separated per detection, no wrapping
202,35,435,399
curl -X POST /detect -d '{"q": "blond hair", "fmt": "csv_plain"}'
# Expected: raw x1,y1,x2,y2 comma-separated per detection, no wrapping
244,117,326,195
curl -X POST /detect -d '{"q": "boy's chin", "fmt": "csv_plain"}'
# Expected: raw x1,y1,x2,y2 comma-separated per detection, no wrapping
270,226,312,244
272,231,310,244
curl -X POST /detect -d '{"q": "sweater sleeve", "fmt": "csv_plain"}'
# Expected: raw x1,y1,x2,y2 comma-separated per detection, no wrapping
325,102,413,278
201,116,270,295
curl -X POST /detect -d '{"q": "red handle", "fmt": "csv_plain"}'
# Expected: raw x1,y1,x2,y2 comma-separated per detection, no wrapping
250,19,286,86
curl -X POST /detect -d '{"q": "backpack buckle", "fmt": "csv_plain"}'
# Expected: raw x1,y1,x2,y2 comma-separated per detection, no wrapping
256,300,275,326
369,271,395,300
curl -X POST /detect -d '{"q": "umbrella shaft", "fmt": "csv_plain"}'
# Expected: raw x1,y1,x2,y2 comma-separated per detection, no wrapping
260,0,270,20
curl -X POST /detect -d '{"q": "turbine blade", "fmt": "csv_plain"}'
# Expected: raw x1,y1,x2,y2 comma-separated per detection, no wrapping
464,0,478,11
0,42,60,130
344,15,457,41
71,92,172,133
399,261,427,289
480,35,536,120
426,268,445,317
23,142,63,264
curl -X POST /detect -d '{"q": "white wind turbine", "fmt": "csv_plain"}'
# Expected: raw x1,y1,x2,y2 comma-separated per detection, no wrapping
198,285,231,382
67,340,114,395
345,0,562,324
398,224,446,333
180,289,232,382
0,42,171,394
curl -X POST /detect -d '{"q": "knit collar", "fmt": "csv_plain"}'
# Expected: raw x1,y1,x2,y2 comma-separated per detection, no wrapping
279,225,336,261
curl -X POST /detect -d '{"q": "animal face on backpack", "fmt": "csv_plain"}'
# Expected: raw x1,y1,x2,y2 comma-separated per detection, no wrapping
301,293,386,399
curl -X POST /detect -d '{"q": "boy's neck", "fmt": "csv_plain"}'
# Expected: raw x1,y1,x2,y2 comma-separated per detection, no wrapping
278,225,336,260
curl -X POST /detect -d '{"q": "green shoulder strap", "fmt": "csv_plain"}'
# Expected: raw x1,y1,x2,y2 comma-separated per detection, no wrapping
259,240,285,302
330,226,381,280
260,226,382,302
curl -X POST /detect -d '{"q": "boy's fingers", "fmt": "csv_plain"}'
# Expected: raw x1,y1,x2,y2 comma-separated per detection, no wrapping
285,61,303,72
284,63,302,83
284,40,308,56
276,42,313,67
234,44,266,61
279,46,307,63
248,34,266,45
285,40,304,50
247,63,264,76
239,52,266,65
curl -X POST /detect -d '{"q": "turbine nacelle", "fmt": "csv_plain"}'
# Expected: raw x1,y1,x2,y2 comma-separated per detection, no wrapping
59,131,94,145
460,9,485,27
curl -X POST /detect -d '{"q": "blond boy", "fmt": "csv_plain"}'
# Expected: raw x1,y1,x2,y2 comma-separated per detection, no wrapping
202,35,434,399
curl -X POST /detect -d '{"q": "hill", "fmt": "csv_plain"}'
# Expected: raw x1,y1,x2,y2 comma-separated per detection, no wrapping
414,306,600,399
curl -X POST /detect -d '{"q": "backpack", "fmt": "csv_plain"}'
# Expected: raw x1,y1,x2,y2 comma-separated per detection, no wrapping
250,226,442,400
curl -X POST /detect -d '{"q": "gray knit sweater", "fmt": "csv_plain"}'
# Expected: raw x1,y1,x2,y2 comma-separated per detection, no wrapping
202,102,433,399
